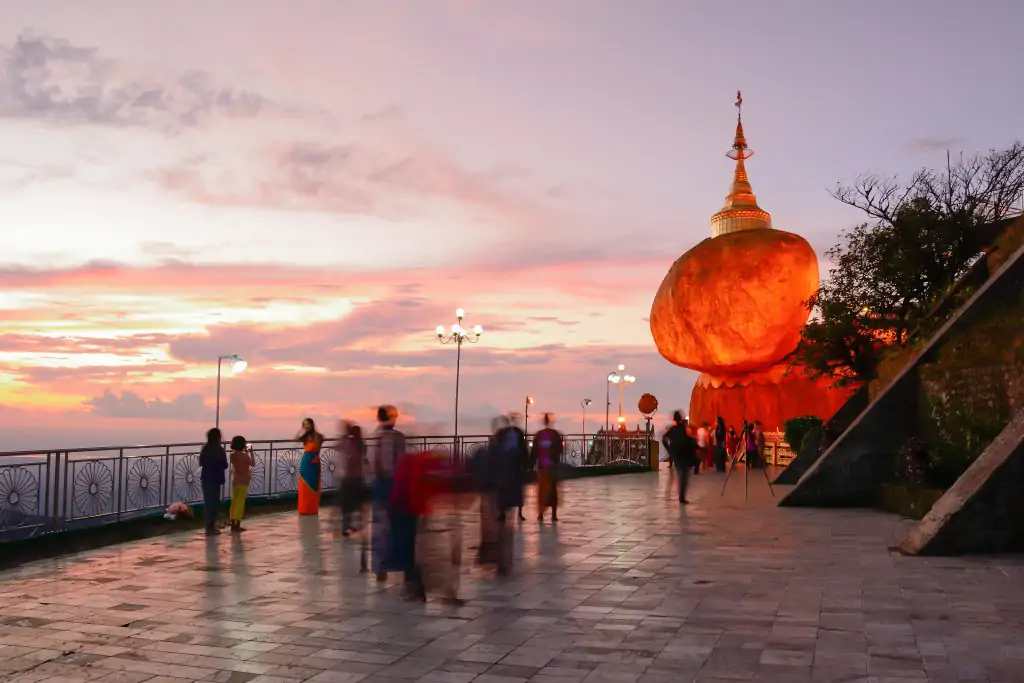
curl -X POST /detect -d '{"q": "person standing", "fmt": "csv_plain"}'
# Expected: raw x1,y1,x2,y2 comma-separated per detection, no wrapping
370,405,406,582
296,418,324,515
753,421,767,468
713,417,728,472
726,426,740,463
199,428,228,536
662,412,698,504
228,436,255,533
742,421,759,469
693,422,707,475
531,413,563,522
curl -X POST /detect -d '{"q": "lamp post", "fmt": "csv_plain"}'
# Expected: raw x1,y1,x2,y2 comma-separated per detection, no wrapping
581,398,592,442
525,396,535,436
215,354,247,429
605,371,620,432
436,308,483,458
616,364,636,425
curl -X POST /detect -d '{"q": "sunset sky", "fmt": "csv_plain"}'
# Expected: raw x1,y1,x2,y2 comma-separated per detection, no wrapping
1,1,1021,451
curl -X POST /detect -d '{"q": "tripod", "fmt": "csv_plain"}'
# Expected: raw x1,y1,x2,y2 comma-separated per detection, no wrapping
720,441,775,500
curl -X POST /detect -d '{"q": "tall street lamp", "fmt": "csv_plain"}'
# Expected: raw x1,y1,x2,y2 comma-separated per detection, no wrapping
605,371,619,432
616,364,636,425
581,398,592,441
436,308,483,455
215,354,247,429
524,396,535,436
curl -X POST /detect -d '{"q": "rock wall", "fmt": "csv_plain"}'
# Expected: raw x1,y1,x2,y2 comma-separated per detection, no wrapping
901,408,1024,555
781,226,1024,511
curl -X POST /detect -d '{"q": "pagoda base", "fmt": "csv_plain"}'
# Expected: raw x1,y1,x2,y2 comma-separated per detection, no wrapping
688,363,852,433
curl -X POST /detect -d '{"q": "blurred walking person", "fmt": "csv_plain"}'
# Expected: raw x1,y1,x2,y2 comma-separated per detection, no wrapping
199,427,228,536
469,420,504,568
339,421,367,538
508,412,529,520
491,415,527,575
531,413,563,522
370,405,406,581
392,450,464,603
296,417,324,515
662,412,698,504
228,435,255,533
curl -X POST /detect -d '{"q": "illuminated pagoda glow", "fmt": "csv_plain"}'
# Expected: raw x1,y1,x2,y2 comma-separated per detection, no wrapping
649,92,851,431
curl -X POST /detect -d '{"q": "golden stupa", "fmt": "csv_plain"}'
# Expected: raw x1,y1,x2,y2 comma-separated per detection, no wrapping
649,92,849,429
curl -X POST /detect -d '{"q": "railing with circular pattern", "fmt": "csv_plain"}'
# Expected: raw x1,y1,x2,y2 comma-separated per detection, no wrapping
0,431,659,540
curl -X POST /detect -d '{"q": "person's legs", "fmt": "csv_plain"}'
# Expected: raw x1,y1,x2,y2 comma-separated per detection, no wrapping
550,474,559,521
496,509,512,576
678,466,691,503
203,480,221,534
229,484,248,529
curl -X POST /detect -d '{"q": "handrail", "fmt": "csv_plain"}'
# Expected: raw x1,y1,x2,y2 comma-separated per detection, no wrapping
0,431,660,540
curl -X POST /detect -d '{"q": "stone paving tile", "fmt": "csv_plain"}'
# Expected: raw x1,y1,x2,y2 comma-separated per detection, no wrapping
3,470,1024,683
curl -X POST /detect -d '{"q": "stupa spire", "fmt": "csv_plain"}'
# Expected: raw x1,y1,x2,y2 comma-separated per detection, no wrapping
710,90,773,237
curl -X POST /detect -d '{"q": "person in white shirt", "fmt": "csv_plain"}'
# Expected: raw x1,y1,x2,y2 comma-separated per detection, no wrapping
695,424,708,474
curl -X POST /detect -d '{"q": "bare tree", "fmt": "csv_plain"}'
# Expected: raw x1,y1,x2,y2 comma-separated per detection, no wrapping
795,141,1024,385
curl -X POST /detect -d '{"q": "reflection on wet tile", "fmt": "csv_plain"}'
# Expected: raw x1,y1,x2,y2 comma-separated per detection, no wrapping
1,471,1022,683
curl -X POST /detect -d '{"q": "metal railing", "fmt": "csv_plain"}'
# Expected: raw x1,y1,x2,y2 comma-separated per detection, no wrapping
0,432,654,540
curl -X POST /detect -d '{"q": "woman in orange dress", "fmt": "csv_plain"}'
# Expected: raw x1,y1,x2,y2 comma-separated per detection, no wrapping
296,417,324,515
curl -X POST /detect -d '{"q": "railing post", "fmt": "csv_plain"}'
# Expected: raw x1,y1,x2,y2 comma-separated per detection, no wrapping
50,452,59,532
117,449,124,523
269,441,276,497
62,451,70,525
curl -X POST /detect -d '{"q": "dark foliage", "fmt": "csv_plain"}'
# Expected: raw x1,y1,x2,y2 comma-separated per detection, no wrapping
796,142,1024,385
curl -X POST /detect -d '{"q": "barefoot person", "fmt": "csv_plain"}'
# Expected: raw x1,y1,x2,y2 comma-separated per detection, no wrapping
228,436,255,533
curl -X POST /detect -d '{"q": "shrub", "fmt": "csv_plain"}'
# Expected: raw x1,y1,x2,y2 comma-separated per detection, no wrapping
784,416,824,452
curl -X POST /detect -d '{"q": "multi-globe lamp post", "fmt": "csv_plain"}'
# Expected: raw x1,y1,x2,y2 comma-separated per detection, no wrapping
604,365,636,432
215,354,247,429
436,308,483,457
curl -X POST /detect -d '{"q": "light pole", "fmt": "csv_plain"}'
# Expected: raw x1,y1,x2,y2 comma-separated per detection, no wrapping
215,354,247,429
581,398,592,441
605,371,620,432
436,308,483,458
524,396,534,436
615,364,636,426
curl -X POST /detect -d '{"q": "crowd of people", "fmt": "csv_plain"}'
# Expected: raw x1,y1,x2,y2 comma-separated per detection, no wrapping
196,406,567,603
660,413,769,504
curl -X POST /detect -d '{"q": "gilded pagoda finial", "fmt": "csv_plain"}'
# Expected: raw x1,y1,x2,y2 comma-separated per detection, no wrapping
710,90,772,237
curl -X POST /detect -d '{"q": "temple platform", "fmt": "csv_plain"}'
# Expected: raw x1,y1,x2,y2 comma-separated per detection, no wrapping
1,469,1023,683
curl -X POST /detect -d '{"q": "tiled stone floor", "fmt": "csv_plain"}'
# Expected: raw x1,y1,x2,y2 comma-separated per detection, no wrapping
2,469,1023,683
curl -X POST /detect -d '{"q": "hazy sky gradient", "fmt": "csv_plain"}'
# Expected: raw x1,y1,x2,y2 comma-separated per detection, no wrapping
1,1,1021,450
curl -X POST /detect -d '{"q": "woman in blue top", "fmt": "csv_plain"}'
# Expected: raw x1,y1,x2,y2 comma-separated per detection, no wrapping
199,427,228,536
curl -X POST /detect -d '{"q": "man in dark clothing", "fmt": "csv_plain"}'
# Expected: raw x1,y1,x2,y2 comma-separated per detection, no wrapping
199,427,228,536
492,419,527,575
508,413,529,520
662,412,698,504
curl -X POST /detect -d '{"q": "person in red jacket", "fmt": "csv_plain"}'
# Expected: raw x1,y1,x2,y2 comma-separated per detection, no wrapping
391,450,463,603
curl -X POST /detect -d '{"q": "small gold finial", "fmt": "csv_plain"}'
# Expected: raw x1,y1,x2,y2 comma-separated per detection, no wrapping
710,90,772,237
